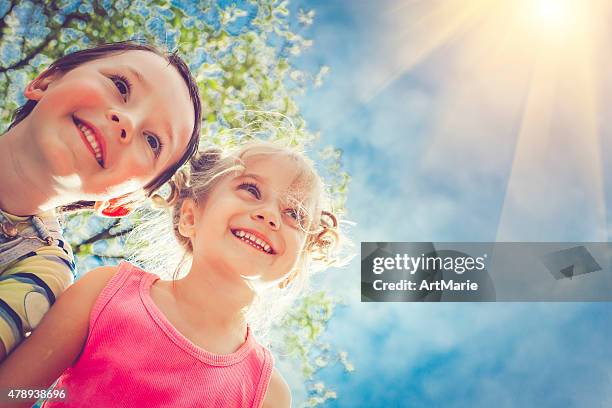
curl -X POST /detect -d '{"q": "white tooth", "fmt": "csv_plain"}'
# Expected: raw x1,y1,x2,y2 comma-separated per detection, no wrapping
234,231,271,254
78,122,103,165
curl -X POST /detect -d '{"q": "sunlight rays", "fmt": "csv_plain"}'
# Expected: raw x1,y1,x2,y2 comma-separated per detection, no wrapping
495,0,608,240
376,0,609,240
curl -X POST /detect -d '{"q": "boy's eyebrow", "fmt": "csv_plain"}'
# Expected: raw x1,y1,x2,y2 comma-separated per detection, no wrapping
125,65,176,147
126,66,151,90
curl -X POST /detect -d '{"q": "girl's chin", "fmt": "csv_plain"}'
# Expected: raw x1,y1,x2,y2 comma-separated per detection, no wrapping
238,271,263,281
239,277,280,292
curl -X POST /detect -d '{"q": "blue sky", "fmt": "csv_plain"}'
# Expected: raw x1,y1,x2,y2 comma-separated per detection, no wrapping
284,0,612,406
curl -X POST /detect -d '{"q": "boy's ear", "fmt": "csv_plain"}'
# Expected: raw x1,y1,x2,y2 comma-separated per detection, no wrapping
24,71,62,101
177,199,197,239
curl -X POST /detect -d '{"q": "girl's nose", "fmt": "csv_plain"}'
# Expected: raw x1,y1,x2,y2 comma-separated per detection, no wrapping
106,109,135,144
251,207,280,230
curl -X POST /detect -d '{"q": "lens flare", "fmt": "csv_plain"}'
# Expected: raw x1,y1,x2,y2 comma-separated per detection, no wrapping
530,0,575,28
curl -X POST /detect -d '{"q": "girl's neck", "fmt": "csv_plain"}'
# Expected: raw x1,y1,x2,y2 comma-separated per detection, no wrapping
0,123,63,215
170,259,255,337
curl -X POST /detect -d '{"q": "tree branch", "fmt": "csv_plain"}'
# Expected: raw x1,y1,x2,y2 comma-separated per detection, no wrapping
0,12,91,73
0,0,18,38
77,219,121,247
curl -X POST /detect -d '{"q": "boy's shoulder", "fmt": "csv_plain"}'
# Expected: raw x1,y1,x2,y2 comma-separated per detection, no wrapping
0,265,121,390
262,367,291,408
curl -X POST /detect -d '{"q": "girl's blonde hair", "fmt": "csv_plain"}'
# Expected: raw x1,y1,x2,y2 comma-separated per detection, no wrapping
131,139,346,337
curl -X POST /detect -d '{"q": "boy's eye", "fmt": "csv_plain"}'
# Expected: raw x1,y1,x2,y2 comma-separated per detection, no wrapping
110,75,131,101
238,182,261,199
145,133,163,157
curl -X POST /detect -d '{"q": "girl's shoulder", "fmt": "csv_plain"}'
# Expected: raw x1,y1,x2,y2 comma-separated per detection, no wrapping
83,261,148,292
85,261,151,313
81,265,119,285
71,265,120,303
74,262,145,316
261,368,291,408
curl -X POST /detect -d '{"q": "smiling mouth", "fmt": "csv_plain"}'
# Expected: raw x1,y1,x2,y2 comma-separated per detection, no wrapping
231,229,275,255
73,116,104,167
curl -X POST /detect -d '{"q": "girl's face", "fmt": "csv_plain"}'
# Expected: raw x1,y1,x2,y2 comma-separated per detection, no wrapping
182,154,315,288
23,50,195,200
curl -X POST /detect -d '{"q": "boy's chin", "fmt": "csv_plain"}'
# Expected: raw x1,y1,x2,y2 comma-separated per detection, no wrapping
52,174,86,192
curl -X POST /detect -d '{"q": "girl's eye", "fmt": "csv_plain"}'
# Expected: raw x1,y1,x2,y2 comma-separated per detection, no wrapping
110,75,131,101
285,208,306,225
285,208,300,221
145,133,163,157
238,182,261,199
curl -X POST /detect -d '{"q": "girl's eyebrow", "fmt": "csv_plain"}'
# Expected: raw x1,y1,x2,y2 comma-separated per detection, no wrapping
239,173,266,183
239,173,306,204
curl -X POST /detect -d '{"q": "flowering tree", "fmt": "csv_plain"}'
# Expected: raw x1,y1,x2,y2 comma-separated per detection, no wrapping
0,0,351,406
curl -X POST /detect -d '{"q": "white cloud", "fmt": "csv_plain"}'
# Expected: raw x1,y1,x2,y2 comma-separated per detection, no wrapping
289,0,612,404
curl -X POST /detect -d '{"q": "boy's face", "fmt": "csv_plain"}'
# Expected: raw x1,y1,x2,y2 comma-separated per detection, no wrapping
23,50,195,200
181,154,316,289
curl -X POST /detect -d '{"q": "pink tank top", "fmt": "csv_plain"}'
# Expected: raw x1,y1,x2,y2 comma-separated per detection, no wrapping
44,262,274,408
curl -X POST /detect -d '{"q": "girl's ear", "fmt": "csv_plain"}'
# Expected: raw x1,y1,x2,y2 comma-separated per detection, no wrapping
278,269,298,289
177,199,197,239
24,71,62,101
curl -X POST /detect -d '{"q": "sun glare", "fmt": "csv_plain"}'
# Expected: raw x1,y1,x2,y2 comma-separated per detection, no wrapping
376,0,609,240
530,0,575,29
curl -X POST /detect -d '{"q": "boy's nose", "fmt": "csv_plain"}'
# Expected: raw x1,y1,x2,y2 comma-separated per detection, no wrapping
106,109,135,144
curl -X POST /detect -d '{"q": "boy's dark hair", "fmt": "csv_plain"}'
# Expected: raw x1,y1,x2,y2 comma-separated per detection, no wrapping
9,41,202,211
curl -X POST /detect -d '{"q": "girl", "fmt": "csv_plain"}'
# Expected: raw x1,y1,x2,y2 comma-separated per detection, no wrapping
0,140,342,407
0,41,202,360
